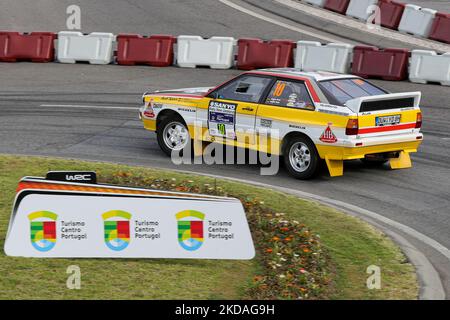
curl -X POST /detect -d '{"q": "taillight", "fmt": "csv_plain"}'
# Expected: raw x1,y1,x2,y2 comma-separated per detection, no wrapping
415,112,422,128
346,119,359,135
143,100,155,118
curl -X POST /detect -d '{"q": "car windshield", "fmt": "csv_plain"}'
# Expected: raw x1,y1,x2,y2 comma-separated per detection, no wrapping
318,78,387,106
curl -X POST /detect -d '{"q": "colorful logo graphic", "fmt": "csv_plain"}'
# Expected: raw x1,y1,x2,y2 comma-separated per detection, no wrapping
102,210,131,251
28,211,58,252
176,210,205,251
320,124,338,143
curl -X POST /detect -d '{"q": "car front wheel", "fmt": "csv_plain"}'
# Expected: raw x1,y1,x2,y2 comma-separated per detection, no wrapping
157,117,190,157
283,136,319,180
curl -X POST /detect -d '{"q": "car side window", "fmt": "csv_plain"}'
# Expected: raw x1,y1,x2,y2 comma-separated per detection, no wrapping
213,76,272,103
265,80,314,110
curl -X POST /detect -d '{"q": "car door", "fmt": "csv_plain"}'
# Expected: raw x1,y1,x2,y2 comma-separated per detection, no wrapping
205,75,274,145
255,79,316,152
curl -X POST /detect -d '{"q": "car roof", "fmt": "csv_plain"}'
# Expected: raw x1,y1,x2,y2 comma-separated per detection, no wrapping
247,68,359,82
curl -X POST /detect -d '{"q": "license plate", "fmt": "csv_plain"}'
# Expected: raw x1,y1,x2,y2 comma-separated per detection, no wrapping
376,115,401,126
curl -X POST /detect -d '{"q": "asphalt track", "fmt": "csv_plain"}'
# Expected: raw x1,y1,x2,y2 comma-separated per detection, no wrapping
0,0,449,298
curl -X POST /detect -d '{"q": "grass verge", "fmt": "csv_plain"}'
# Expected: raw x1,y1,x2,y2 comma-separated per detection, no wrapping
0,155,417,299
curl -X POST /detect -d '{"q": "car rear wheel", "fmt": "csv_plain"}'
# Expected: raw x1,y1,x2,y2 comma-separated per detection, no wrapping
157,117,190,157
283,136,319,180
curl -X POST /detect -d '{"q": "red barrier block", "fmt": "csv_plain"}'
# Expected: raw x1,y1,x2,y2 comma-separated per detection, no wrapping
351,46,409,81
324,0,350,14
429,13,450,44
236,38,295,70
0,32,56,62
379,0,405,30
117,34,176,66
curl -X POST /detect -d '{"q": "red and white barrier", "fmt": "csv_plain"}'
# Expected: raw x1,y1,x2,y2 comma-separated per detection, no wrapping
409,50,450,86
0,26,448,87
295,41,353,74
0,32,55,62
57,31,115,64
177,36,235,69
117,34,175,66
398,5,437,38
429,13,450,44
345,0,379,21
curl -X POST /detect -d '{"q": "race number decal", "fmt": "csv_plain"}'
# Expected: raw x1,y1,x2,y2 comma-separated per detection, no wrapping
208,101,237,139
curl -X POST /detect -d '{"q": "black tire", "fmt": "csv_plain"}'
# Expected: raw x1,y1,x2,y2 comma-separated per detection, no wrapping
156,116,190,157
283,135,319,180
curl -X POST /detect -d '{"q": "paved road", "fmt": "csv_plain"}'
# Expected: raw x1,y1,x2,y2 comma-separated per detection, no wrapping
0,0,449,297
403,0,450,12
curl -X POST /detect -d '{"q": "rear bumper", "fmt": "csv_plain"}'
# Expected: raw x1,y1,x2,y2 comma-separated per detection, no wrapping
316,132,423,160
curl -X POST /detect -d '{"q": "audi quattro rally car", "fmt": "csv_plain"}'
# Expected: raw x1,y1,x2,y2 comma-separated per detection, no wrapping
139,68,423,179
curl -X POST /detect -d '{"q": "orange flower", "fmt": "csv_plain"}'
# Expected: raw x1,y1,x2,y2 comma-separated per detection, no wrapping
284,237,292,242
303,248,311,253
266,248,273,253
280,227,289,232
272,236,280,241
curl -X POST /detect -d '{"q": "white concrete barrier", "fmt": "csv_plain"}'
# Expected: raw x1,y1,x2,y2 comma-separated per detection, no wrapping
346,0,379,21
398,5,437,38
295,41,354,74
304,0,327,7
57,31,115,64
409,50,450,86
177,36,236,69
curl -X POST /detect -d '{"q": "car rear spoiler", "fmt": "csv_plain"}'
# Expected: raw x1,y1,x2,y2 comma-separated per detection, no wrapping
344,92,421,113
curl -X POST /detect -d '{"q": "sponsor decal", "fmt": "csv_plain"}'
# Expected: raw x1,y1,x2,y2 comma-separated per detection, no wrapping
102,210,131,251
29,211,57,252
208,101,237,139
176,210,205,251
286,93,298,107
289,124,306,130
178,107,196,113
260,119,272,128
320,124,338,143
318,109,349,116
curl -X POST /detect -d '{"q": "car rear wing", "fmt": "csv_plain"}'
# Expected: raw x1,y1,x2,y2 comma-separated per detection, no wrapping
344,92,421,113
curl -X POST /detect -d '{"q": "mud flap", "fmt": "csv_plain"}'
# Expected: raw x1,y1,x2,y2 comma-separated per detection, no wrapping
325,157,344,177
389,151,412,170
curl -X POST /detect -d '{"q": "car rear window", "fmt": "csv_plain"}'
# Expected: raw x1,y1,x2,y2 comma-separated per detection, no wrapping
318,78,387,106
